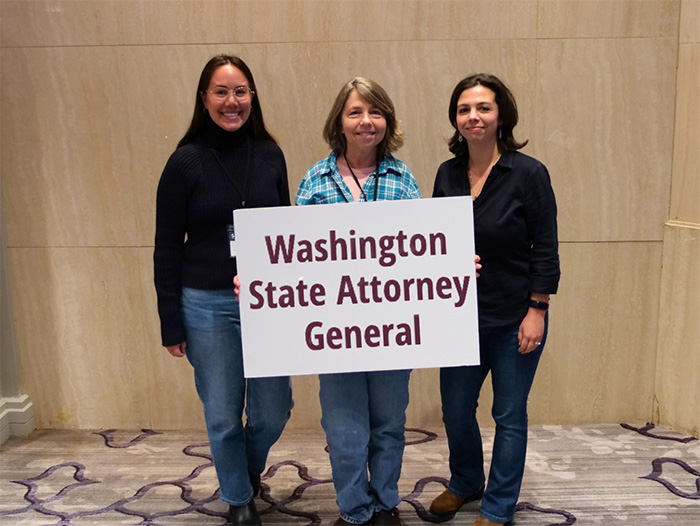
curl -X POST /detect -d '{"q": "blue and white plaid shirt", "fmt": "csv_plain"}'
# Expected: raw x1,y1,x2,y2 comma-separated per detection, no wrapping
295,151,421,205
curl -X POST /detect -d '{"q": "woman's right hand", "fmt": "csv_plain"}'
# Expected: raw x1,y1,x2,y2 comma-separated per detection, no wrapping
166,341,187,358
475,254,481,277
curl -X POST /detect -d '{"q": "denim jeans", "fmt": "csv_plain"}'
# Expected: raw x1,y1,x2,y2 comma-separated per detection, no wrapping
440,318,547,524
319,370,411,524
181,287,293,506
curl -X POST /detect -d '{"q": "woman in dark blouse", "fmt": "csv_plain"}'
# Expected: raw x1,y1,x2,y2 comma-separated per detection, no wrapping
430,74,560,526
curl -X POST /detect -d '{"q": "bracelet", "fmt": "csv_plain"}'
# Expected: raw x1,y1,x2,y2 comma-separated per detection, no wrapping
529,300,549,310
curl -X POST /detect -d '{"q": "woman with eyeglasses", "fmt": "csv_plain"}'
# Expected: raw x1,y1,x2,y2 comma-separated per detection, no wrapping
429,74,560,526
154,54,293,526
295,78,421,526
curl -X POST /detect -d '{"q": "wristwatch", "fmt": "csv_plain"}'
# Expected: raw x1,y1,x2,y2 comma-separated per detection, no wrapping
529,300,549,310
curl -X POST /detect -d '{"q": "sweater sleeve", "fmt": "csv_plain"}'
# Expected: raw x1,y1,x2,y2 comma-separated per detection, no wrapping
153,149,194,347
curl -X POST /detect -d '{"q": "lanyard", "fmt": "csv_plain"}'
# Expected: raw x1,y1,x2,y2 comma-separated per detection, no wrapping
210,138,252,207
344,153,381,202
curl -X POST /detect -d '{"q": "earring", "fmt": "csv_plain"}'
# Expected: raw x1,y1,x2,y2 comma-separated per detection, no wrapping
498,128,502,139
458,135,463,143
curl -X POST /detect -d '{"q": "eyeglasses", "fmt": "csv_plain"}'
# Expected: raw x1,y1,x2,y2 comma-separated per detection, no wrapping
207,86,255,101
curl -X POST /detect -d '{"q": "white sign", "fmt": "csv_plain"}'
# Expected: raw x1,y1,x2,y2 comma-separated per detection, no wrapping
234,196,479,378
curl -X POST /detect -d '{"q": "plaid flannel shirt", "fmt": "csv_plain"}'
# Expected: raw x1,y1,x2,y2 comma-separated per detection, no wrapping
295,151,421,205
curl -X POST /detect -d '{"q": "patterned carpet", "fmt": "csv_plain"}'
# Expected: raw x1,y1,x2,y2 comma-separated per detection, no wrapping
1,423,698,525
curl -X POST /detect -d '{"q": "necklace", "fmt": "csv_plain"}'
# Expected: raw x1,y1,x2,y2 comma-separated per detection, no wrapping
468,154,501,199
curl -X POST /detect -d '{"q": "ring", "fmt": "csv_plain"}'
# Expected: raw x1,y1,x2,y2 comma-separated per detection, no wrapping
534,341,541,345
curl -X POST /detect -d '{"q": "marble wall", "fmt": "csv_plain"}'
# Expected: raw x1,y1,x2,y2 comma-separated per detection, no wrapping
0,0,696,435
655,0,700,436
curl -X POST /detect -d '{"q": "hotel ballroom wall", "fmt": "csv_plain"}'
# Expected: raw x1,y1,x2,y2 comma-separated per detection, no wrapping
0,0,698,438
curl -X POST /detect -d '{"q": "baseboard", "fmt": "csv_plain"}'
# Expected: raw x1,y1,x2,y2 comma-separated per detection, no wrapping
0,394,35,445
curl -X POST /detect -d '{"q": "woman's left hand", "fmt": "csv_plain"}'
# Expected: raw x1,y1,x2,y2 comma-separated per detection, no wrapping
517,309,546,354
233,275,241,301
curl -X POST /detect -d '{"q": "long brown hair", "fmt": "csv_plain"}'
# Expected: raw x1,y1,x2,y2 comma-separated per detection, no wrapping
177,54,276,148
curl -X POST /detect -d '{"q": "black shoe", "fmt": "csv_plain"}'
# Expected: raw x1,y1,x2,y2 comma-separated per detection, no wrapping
249,471,261,497
372,507,402,525
333,517,370,525
228,501,261,525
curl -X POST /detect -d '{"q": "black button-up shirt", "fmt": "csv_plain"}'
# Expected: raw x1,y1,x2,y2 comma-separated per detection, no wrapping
432,150,560,329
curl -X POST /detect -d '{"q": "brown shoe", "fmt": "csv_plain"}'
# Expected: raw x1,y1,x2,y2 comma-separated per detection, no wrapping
429,485,485,516
473,516,504,526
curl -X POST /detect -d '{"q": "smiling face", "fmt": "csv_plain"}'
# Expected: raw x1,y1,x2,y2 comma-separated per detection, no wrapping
201,64,253,132
341,89,387,158
455,84,501,146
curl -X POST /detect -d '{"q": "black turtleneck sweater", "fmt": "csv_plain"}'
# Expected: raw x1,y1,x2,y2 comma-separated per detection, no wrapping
154,116,290,346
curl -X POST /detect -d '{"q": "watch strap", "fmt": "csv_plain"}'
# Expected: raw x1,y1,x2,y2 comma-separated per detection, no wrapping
529,300,549,310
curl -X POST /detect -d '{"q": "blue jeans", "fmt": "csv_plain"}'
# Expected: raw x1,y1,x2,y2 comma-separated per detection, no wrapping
182,287,293,506
440,319,547,524
319,370,411,524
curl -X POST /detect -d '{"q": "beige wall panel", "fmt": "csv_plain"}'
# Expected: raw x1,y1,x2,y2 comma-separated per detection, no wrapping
1,47,153,248
670,44,700,224
0,0,537,48
8,247,153,429
117,0,333,46
680,0,700,43
0,0,123,47
460,243,661,428
525,242,660,424
534,38,677,242
118,0,236,46
0,43,329,248
655,224,700,436
328,0,537,41
287,375,323,430
0,0,322,47
324,40,538,197
406,368,442,428
537,0,680,38
135,249,205,430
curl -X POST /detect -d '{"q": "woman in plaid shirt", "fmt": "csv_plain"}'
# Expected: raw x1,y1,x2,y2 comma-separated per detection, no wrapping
296,78,420,526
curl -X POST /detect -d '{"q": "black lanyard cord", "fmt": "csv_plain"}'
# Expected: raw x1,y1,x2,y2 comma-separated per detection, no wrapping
210,138,252,207
344,153,381,202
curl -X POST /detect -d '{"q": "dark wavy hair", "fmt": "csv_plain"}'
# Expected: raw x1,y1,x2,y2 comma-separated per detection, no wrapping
177,54,276,148
323,77,404,160
447,73,527,156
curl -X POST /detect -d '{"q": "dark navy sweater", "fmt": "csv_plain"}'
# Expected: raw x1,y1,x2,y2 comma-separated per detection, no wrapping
154,116,289,346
